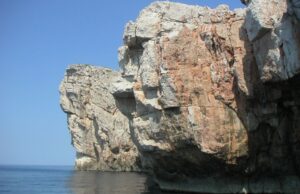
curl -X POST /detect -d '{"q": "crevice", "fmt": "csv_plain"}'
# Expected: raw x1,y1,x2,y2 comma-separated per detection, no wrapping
93,118,105,151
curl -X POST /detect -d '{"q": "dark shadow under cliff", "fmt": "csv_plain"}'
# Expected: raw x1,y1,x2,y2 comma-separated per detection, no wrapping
234,1,300,178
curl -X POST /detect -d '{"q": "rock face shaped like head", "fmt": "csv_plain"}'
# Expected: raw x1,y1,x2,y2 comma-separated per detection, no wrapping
60,0,300,193
60,1,250,174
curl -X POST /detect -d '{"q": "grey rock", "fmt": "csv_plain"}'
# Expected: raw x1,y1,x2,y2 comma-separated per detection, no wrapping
60,65,140,171
292,0,300,20
245,0,286,42
158,74,179,109
245,0,300,82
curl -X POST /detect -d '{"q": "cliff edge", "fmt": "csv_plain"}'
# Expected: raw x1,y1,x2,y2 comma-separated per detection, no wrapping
60,0,300,193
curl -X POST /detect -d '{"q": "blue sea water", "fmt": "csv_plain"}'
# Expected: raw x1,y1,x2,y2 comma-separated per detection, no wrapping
0,165,169,194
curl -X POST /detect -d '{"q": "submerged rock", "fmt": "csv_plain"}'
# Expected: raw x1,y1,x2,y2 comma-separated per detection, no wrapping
60,1,300,193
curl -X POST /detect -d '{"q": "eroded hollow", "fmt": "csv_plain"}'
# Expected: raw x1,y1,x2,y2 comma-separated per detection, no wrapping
113,91,137,118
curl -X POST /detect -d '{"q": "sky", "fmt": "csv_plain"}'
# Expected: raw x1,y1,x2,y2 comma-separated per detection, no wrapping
0,0,244,166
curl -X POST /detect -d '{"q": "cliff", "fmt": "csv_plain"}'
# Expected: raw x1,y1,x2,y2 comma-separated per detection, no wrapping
60,0,300,193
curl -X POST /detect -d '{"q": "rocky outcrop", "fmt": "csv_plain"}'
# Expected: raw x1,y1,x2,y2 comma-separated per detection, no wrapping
243,0,300,176
59,65,140,171
118,0,249,179
245,0,300,82
60,1,300,193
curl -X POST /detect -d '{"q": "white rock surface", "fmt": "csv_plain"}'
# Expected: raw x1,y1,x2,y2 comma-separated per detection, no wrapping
245,0,300,82
60,65,140,171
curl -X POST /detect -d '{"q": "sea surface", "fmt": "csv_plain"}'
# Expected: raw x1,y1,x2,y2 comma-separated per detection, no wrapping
0,165,172,194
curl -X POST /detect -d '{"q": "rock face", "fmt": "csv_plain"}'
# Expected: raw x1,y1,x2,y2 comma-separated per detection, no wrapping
60,1,300,193
118,1,249,177
59,65,140,171
245,0,300,82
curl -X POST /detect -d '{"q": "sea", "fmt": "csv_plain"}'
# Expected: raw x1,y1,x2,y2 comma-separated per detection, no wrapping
0,165,174,194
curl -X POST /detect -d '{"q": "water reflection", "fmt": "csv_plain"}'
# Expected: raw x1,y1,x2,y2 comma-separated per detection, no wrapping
68,171,167,194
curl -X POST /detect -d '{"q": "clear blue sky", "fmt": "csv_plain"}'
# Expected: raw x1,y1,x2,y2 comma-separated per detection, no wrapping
0,0,244,166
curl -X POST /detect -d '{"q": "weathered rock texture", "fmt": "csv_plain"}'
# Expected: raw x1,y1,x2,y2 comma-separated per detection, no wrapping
118,0,249,178
60,0,300,193
245,0,300,82
60,65,140,171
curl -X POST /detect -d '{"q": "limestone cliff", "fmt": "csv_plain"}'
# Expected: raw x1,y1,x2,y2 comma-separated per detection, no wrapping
59,65,140,171
60,0,300,193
